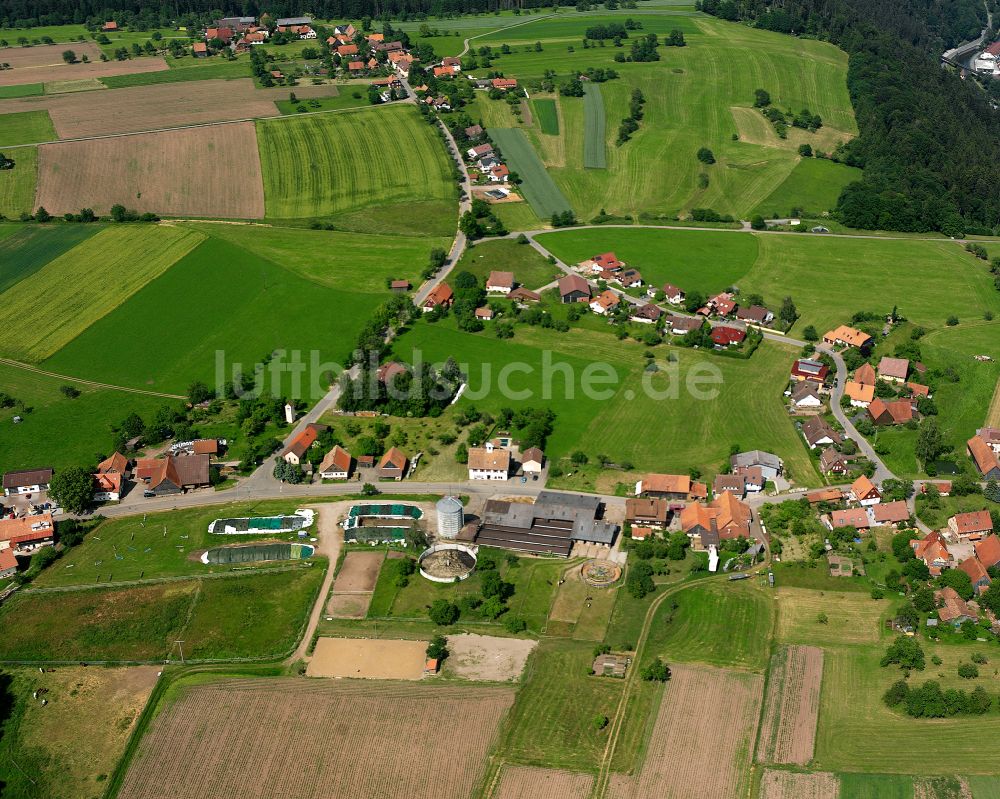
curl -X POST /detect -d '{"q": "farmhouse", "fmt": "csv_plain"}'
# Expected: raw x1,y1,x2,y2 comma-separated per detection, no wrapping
948,510,993,541
101,20,118,31
912,531,953,575
807,487,844,504
735,305,773,326
467,441,511,480
679,491,752,547
935,587,977,625
521,447,545,474
850,475,881,506
854,362,877,386
730,450,783,480
877,356,909,383
377,448,408,481
468,143,493,159
590,290,621,315
978,427,1000,452
710,326,746,348
97,451,129,475
217,15,256,31
423,282,454,312
822,325,872,350
143,455,210,496
559,274,591,303
667,315,703,335
975,534,1000,570
819,447,851,475
625,498,670,528
867,398,913,426
477,491,617,556
789,381,823,409
486,271,515,293
871,500,910,527
630,303,663,324
959,557,992,595
968,435,1000,479
318,445,353,480
2,468,52,496
831,507,870,530
282,423,326,465
92,471,123,502
790,358,829,384
801,417,843,449
491,77,518,90
637,473,697,501
843,380,875,407
0,512,55,556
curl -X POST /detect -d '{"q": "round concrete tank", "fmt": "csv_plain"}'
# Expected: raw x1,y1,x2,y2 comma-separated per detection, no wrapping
436,496,464,538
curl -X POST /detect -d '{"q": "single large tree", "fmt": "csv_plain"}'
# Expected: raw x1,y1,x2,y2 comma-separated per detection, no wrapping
49,466,93,514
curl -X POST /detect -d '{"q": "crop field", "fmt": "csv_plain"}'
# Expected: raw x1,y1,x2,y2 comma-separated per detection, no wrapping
0,665,160,799
643,581,773,671
0,82,43,97
753,156,862,218
494,766,594,799
775,588,887,647
118,678,514,799
0,566,323,661
394,319,818,484
458,238,562,289
838,773,915,798
757,645,824,765
0,42,101,68
0,145,34,215
0,55,168,88
969,777,1000,798
533,97,560,135
0,79,337,138
0,223,97,294
610,664,764,799
0,224,203,361
35,122,266,218
583,83,606,169
101,58,252,88
759,770,840,799
0,108,55,145
489,126,572,218
257,105,455,232
537,226,756,294
0,361,165,470
815,646,1000,774
43,233,384,392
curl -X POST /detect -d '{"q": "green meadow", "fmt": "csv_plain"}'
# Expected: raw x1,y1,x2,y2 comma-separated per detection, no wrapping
458,238,562,290
0,145,36,218
101,58,251,88
532,97,559,135
582,83,606,169
753,156,862,218
0,109,56,146
0,224,100,294
0,83,43,98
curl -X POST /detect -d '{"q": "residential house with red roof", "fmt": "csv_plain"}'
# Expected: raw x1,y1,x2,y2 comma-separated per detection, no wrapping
844,380,875,408
877,356,909,383
790,358,829,384
486,271,515,294
959,556,992,595
968,435,1000,480
630,303,663,324
282,423,326,466
377,447,408,480
872,500,911,527
911,531,953,575
318,445,353,480
823,325,873,350
680,491,752,547
93,471,123,502
831,507,870,530
710,326,746,348
854,362,877,386
590,290,621,315
422,282,454,312
868,398,913,426
491,77,518,90
948,510,994,541
850,475,881,506
975,534,1000,570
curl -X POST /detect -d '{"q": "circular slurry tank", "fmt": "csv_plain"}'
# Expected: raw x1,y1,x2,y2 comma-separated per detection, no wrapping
419,543,478,583
581,559,622,588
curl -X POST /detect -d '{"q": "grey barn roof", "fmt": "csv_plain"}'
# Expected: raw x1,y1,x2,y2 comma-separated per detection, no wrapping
480,490,617,549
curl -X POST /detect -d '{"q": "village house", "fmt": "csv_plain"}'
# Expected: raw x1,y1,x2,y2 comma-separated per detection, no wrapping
475,307,495,321
710,326,746,348
790,381,823,410
713,473,749,499
423,282,454,312
947,509,994,541
582,252,624,273
680,491,752,548
0,513,55,560
667,315,703,336
735,305,773,326
978,427,1000,453
390,279,411,293
376,361,407,386
92,472,123,502
854,362,877,386
486,271,515,294
467,143,493,159
282,423,326,466
617,269,643,288
831,507,871,531
912,531,954,575
921,481,952,497
465,124,484,139
101,20,118,31
790,358,829,384
521,447,545,474
701,292,737,318
318,445,352,480
871,500,910,528
850,475,881,506
935,586,978,625
141,455,210,496
819,446,851,475
648,283,684,305
843,380,875,408
193,41,208,57
636,473,703,501
468,441,511,480
377,448,408,481
906,382,930,399
625,497,670,528
877,356,909,383
807,487,844,504
730,451,783,480
822,325,873,350
968,435,1000,479
801,416,844,449
630,303,663,324
559,274,591,304
590,290,621,315
3,468,52,497
867,397,913,426
491,77,518,90
206,26,235,44
959,556,992,595
488,164,509,182
975,534,1000,570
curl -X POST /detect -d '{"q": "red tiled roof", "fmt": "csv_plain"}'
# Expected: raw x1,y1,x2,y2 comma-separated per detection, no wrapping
975,534,1000,569
951,510,994,537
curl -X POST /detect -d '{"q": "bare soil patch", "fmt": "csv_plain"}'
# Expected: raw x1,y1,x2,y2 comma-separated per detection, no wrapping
35,122,265,218
118,677,514,799
0,55,166,88
0,78,337,138
759,770,839,799
446,633,537,682
611,664,763,799
0,42,102,68
333,551,385,593
324,592,372,618
307,637,427,680
495,766,593,799
757,645,824,765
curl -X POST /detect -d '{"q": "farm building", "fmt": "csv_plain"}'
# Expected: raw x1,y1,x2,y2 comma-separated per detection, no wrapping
843,380,874,407
636,473,701,501
0,512,55,556
3,467,53,496
948,510,993,541
593,653,629,677
730,451,782,480
92,471,123,502
436,496,465,538
282,423,327,466
467,442,511,480
558,274,591,303
377,448,409,481
319,445,353,480
867,398,913,426
140,455,210,495
521,447,545,474
625,498,670,528
486,271,515,293
97,451,129,475
968,435,1000,479
423,283,454,312
877,356,909,383
854,362,877,385
679,492,752,547
959,557,992,595
911,531,953,575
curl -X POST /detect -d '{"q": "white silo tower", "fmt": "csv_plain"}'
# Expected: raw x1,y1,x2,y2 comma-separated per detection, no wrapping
436,496,464,539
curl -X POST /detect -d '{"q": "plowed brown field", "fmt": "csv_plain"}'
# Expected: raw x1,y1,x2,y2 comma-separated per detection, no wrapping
494,766,593,799
0,51,166,87
118,678,514,799
610,664,764,799
759,770,839,799
35,122,265,218
0,79,338,138
0,42,102,68
757,645,824,766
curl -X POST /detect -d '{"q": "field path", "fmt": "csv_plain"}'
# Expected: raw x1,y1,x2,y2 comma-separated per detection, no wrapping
286,503,343,664
0,357,185,399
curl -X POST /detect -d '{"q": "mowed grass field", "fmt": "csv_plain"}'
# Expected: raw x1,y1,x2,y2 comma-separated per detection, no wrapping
43,233,385,392
753,156,862,218
0,144,37,216
489,126,572,218
0,566,324,662
0,109,55,145
392,318,818,485
457,238,562,290
532,97,559,135
483,13,855,220
0,225,204,361
774,588,888,647
256,105,456,235
0,223,98,294
582,83,606,169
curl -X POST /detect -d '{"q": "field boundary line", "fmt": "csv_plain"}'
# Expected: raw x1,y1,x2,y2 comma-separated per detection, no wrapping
0,357,186,398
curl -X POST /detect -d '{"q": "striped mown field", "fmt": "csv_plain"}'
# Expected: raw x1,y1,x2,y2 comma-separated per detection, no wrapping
582,83,606,169
532,97,560,135
489,126,572,218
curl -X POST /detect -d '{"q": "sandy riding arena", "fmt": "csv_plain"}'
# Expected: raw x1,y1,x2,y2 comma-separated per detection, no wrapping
333,551,384,592
609,665,763,799
446,634,537,682
118,677,514,799
759,770,839,799
494,766,594,799
757,645,824,766
35,122,265,218
307,637,427,680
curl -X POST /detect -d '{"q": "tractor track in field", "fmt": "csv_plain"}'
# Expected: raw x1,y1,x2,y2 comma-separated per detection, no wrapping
0,357,185,398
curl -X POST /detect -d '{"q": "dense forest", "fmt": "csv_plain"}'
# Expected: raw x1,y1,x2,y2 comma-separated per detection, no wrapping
700,0,1000,234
